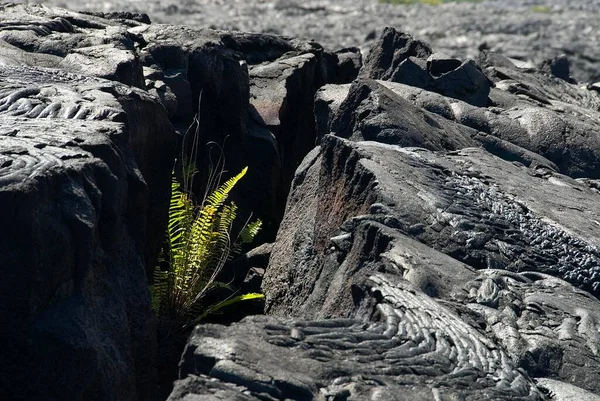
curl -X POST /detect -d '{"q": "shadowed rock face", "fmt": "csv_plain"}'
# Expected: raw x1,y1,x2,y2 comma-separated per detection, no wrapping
0,2,177,278
0,67,161,400
0,6,179,400
134,22,332,240
0,3,335,243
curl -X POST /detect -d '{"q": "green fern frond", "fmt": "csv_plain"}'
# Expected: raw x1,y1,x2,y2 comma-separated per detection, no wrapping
240,219,262,244
203,167,247,210
192,293,265,325
153,165,262,333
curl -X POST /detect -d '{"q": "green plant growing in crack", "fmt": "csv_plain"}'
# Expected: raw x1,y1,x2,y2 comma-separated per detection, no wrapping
151,161,263,335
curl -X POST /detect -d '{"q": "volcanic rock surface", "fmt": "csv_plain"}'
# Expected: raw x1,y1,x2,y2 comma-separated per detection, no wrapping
0,3,342,399
5,2,600,401
172,25,600,401
37,0,600,85
0,67,163,400
0,5,183,398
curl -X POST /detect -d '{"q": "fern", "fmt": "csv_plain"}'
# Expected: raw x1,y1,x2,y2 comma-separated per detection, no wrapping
240,219,262,244
152,166,263,331
192,293,265,324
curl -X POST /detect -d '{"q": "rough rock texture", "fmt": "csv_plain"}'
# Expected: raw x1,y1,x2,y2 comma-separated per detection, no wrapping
249,49,326,226
222,243,273,294
265,137,600,312
258,141,600,398
360,28,490,107
315,83,350,141
0,3,356,399
0,5,179,400
133,22,336,239
174,307,543,400
0,1,176,276
0,65,161,400
7,2,600,401
42,0,600,85
0,0,351,248
367,53,600,179
0,3,342,244
171,24,600,401
331,79,477,149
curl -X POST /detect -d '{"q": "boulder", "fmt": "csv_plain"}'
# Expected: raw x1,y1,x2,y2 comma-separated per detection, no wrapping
0,4,147,87
330,79,476,149
373,54,600,179
259,45,600,396
265,135,600,311
360,27,433,82
360,28,490,107
0,2,177,275
0,66,160,400
171,161,600,396
0,6,182,399
59,44,145,88
256,134,600,398
167,26,600,400
0,3,332,244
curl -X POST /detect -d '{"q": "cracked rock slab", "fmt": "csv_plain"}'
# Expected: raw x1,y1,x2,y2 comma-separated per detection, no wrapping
259,135,600,398
170,137,600,400
173,288,543,401
0,60,175,400
0,115,153,400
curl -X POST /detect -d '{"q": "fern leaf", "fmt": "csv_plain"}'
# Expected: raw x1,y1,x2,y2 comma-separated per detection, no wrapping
153,166,261,333
203,167,247,210
191,293,265,325
239,219,262,244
